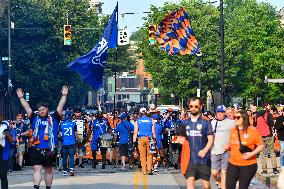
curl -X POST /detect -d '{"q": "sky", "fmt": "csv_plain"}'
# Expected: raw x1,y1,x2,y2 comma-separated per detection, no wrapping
101,0,284,34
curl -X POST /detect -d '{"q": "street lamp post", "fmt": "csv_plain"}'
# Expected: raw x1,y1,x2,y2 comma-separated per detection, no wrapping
196,51,202,97
220,0,225,104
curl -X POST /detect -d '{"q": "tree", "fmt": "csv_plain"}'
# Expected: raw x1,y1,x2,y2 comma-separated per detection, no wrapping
136,0,284,104
0,0,136,109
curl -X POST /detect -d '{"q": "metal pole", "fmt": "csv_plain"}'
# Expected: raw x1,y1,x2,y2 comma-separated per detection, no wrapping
197,57,201,91
220,0,225,104
113,2,118,122
7,0,12,119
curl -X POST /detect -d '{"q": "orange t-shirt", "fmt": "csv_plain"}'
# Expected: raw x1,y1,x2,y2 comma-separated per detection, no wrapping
229,126,263,166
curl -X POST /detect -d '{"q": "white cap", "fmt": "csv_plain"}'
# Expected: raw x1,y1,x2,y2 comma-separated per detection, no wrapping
140,108,147,113
150,104,156,110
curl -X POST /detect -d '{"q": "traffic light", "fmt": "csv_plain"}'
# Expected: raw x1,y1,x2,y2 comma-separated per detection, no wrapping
148,25,156,45
64,25,72,46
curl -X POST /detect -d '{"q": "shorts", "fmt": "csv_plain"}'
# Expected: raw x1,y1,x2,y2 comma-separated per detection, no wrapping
29,147,56,167
119,144,129,156
211,151,230,171
17,143,26,154
184,164,211,181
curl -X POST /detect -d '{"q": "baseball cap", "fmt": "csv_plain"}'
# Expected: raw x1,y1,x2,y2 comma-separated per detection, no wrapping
120,113,128,120
216,105,226,113
152,114,159,119
140,108,147,113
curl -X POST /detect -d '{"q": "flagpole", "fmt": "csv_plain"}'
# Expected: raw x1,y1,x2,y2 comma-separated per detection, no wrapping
113,2,118,123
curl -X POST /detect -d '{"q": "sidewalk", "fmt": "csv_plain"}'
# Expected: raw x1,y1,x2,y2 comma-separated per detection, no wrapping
256,157,281,188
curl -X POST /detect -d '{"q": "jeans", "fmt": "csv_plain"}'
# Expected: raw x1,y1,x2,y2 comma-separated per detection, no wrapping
8,145,16,170
0,160,8,189
62,145,76,171
280,141,284,167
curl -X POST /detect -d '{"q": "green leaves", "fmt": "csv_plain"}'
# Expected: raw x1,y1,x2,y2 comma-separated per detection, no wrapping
0,0,134,109
135,0,284,104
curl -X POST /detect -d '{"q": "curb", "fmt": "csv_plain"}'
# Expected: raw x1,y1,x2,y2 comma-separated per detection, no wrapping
255,172,278,187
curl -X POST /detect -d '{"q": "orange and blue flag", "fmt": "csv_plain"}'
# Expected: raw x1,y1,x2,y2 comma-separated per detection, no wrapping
156,8,199,55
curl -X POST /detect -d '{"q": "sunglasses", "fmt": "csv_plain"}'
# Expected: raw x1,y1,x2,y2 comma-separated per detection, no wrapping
234,116,242,120
189,105,200,109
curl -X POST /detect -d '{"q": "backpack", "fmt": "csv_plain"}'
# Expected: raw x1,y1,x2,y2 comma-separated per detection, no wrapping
256,112,270,137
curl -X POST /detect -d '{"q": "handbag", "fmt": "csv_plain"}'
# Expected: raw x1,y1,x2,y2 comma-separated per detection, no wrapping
237,128,253,154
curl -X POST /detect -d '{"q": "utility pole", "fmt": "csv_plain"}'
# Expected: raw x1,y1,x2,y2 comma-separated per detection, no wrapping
7,0,12,119
220,0,225,104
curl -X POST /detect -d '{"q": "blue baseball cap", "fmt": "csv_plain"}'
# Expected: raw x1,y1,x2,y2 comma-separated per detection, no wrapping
120,113,128,120
152,114,159,119
216,105,226,113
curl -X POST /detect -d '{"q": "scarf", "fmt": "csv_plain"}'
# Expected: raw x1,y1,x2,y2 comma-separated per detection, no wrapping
33,115,55,151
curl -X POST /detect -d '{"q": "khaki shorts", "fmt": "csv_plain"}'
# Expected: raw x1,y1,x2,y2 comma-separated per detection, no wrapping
17,143,26,154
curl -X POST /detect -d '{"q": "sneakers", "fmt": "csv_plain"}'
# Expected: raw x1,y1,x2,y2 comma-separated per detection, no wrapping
79,164,84,168
63,171,68,176
92,164,97,169
102,164,106,169
153,168,158,172
69,168,75,176
121,167,126,171
147,171,153,175
273,168,279,174
129,165,134,170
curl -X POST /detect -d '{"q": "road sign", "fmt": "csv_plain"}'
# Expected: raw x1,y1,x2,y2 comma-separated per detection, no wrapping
2,57,8,61
25,92,30,102
264,78,284,83
118,29,129,45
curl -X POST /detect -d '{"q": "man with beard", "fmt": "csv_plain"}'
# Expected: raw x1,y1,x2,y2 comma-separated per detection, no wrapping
16,86,68,189
180,97,214,189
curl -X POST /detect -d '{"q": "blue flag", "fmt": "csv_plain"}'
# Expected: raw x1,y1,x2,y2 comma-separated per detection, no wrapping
68,4,118,89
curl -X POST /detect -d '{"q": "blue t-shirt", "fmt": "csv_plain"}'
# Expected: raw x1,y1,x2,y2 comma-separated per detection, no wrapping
60,120,77,146
30,112,60,149
9,127,17,144
115,120,134,144
1,122,11,160
137,116,153,137
181,116,213,165
91,118,108,141
154,122,164,141
15,123,29,144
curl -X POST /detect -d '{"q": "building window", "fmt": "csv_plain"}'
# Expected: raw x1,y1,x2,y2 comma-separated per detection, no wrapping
121,78,127,88
129,78,135,88
144,78,148,89
108,84,112,92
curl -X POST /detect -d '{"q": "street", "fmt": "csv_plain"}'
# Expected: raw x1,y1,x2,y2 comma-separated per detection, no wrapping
7,163,271,189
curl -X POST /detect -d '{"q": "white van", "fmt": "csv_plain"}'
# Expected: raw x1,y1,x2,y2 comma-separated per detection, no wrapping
156,105,180,114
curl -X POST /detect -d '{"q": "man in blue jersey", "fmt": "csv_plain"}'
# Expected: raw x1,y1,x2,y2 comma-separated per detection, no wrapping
152,113,164,172
181,97,214,189
88,112,108,169
59,111,77,176
133,108,156,175
16,86,68,189
114,113,134,171
15,114,30,169
0,113,13,189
